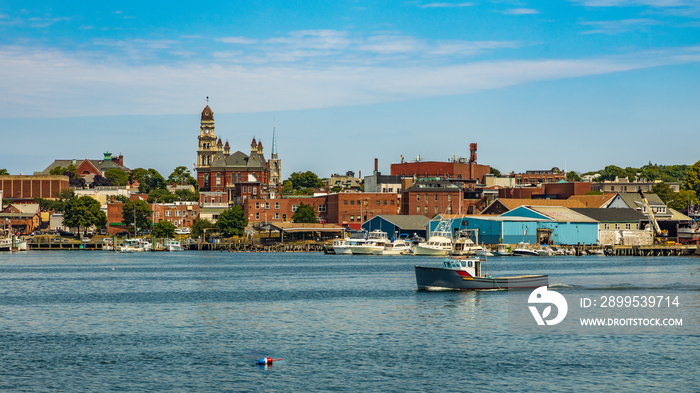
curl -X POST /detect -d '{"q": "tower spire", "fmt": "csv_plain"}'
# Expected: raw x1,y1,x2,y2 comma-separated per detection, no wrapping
272,121,278,158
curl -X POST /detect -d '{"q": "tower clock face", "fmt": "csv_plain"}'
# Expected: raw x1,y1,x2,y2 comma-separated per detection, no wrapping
204,128,210,134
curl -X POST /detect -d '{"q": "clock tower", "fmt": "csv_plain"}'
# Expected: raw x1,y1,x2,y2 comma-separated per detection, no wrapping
197,104,220,168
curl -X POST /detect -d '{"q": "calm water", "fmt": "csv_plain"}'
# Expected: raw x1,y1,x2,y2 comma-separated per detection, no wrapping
0,251,698,392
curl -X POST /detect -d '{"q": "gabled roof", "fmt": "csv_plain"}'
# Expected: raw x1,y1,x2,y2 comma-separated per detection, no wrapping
616,192,665,208
570,208,646,223
566,194,616,208
505,206,598,223
485,198,589,212
371,215,430,230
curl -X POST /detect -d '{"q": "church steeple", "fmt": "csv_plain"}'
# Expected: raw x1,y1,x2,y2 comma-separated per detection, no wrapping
197,98,219,169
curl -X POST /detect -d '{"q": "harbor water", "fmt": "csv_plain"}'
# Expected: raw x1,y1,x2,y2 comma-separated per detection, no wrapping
0,251,698,392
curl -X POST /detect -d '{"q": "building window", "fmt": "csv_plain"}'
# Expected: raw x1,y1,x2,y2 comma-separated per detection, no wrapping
344,200,348,205
435,195,438,201
416,207,420,214
292,205,299,212
166,211,171,217
350,215,354,221
625,223,631,230
391,200,395,205
424,206,428,213
275,202,279,209
350,200,355,205
416,195,420,202
319,205,326,212
447,205,452,213
255,212,259,220
253,187,257,195
275,213,279,220
216,173,221,186
604,223,610,229
176,210,181,216
615,224,620,230
255,202,260,209
434,206,438,214
376,200,380,206
448,195,451,202
265,202,269,209
383,200,387,205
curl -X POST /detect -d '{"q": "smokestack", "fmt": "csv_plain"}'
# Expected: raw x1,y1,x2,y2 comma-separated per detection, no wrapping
374,158,378,175
470,143,477,164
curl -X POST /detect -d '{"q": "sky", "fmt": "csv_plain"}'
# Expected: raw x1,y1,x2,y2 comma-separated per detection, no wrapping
1,0,699,179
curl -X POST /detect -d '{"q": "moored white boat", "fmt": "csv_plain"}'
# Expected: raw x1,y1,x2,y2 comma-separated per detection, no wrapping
414,219,453,256
164,239,184,252
351,230,389,255
512,243,538,256
373,238,413,255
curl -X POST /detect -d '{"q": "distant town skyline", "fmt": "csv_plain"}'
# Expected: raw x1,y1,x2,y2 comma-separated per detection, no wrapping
1,1,699,178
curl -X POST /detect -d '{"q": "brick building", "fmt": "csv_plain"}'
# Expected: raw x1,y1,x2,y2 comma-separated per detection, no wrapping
401,181,463,218
513,168,566,185
0,175,70,201
106,201,200,235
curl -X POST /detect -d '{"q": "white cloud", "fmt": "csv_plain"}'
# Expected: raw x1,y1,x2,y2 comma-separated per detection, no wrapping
503,8,540,15
217,37,258,45
580,18,660,34
418,2,475,8
1,45,699,119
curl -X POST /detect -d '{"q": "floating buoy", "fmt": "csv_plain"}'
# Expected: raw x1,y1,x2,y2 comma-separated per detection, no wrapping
257,357,282,365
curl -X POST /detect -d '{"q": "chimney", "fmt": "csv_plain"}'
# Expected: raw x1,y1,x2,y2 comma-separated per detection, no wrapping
469,143,477,164
374,158,378,175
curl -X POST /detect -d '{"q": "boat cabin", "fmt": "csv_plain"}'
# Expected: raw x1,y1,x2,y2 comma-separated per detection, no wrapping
443,257,484,278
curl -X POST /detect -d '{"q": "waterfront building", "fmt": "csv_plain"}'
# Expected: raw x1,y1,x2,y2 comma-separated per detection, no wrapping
106,201,200,235
361,215,430,240
592,178,681,193
401,180,463,218
571,208,652,245
195,104,282,199
0,203,41,235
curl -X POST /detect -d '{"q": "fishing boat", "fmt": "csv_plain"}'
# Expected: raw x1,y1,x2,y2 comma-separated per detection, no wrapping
414,219,453,256
492,244,512,256
415,256,548,290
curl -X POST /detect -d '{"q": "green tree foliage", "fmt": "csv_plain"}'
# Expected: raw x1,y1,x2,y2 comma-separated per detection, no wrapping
684,161,700,195
585,190,603,195
292,203,318,223
63,196,107,235
0,169,9,175
35,189,76,212
651,182,674,203
148,188,177,203
191,218,217,238
168,166,197,186
129,168,149,186
281,180,294,195
596,165,627,182
112,195,130,204
121,199,152,233
152,221,177,238
174,189,199,202
489,167,501,177
217,206,247,237
105,168,129,186
135,168,167,193
668,190,700,212
566,171,582,182
288,171,324,189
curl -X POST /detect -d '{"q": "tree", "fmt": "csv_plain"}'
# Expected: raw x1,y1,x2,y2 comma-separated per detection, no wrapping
668,189,700,212
585,190,603,195
105,168,129,186
597,165,628,182
121,199,152,233
652,182,674,203
35,189,76,213
0,169,9,175
129,168,149,187
490,167,501,177
288,171,324,189
684,160,700,196
191,218,217,238
174,189,199,202
292,203,318,223
63,196,107,235
566,171,582,182
91,175,112,187
148,188,177,203
168,166,196,185
136,168,167,193
152,221,177,238
217,206,247,237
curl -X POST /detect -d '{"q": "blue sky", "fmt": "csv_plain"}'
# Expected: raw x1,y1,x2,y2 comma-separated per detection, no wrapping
1,1,699,179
